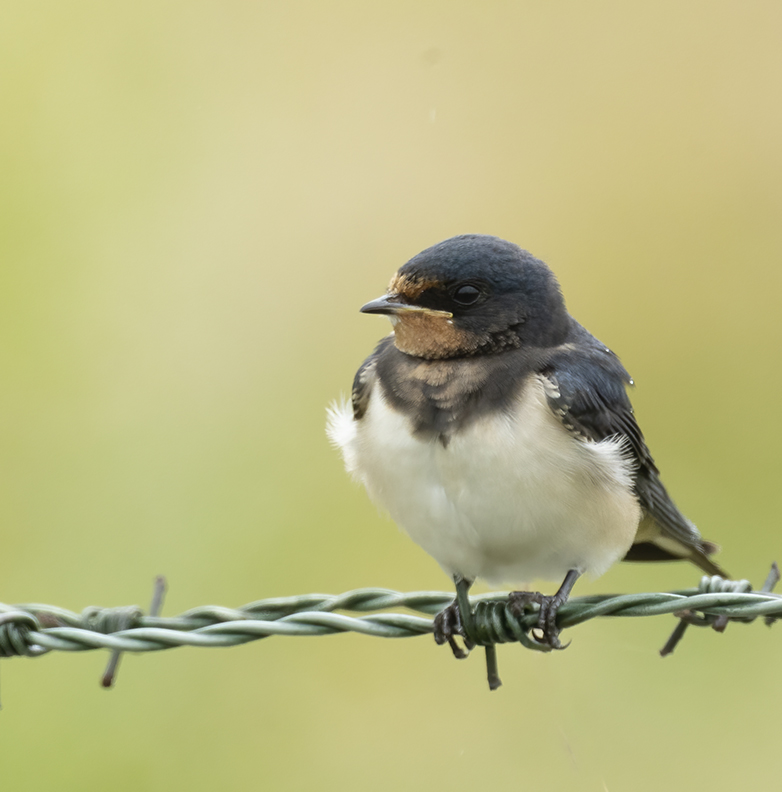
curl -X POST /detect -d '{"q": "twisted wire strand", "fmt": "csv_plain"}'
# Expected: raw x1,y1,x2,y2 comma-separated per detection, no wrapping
0,573,779,659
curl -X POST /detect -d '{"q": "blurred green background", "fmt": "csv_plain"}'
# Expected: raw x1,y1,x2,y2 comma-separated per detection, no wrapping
2,2,781,789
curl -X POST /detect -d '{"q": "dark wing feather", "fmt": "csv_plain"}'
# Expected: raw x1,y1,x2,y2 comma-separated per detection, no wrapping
351,336,394,420
542,331,725,576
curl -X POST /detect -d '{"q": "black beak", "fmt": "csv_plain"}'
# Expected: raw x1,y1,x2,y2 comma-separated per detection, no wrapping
360,294,452,318
359,294,400,315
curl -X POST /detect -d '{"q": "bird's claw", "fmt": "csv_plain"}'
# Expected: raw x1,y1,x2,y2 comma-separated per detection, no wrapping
433,598,475,659
508,590,570,650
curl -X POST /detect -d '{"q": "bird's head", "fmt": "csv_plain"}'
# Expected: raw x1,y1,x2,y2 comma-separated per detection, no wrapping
360,235,570,360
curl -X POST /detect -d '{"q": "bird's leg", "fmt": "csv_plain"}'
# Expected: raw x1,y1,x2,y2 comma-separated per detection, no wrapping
433,575,476,659
508,569,581,650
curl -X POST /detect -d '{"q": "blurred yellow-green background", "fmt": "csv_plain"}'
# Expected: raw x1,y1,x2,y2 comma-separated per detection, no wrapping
2,2,782,790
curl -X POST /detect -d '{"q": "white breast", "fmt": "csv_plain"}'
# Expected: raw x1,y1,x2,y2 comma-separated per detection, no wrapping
327,375,641,586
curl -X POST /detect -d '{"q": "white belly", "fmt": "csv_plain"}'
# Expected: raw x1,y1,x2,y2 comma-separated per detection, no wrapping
328,376,641,586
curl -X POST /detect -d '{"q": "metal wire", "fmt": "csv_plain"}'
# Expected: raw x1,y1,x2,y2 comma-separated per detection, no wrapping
0,570,778,660
0,567,777,694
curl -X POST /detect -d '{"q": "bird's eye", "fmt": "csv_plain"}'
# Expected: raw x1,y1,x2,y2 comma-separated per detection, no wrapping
452,284,482,306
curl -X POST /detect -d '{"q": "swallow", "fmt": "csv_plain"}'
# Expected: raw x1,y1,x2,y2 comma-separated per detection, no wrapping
327,234,726,654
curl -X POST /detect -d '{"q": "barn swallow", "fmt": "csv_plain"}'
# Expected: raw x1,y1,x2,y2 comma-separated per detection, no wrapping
328,234,725,654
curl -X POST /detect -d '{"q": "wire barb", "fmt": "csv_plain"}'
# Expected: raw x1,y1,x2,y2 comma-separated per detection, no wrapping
659,564,780,657
101,576,166,688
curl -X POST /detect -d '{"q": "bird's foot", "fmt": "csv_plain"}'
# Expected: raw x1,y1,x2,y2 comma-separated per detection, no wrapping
507,590,570,650
433,598,475,659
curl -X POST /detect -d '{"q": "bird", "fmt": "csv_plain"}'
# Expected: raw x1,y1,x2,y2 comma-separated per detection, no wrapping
327,234,726,655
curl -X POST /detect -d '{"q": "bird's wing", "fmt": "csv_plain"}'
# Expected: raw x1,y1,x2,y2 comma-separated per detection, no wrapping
541,343,725,576
351,335,394,420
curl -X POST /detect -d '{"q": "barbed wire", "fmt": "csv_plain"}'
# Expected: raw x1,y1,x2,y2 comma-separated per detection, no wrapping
0,565,778,693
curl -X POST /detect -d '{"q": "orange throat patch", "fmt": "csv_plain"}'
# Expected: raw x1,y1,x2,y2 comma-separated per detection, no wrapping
391,313,480,359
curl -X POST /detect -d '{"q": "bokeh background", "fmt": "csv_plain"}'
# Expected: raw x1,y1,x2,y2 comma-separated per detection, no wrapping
2,2,781,790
